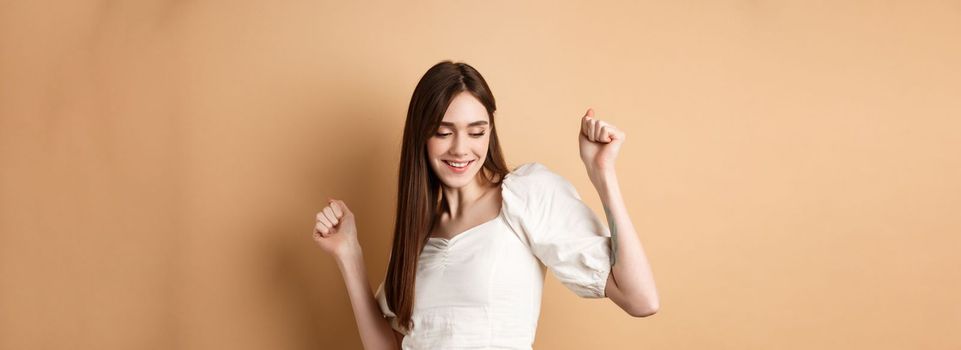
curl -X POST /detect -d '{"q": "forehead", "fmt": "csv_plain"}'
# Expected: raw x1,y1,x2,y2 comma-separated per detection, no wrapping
441,92,489,126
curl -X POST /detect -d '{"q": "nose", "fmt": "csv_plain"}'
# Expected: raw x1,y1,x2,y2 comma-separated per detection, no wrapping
449,133,469,157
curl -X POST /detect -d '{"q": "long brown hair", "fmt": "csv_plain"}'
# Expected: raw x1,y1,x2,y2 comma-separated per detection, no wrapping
385,61,510,331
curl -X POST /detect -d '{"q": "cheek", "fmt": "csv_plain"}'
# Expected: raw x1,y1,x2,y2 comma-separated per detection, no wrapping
426,139,445,157
476,137,491,156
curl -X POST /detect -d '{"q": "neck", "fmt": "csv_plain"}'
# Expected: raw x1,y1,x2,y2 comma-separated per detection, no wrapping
440,174,494,220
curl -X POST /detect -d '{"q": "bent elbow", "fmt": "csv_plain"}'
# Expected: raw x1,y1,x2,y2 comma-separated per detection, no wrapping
627,301,659,318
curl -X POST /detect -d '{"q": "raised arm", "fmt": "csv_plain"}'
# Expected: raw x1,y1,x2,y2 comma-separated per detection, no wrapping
578,109,660,317
314,200,401,349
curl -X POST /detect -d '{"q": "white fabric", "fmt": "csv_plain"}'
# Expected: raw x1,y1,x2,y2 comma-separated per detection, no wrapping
375,162,612,349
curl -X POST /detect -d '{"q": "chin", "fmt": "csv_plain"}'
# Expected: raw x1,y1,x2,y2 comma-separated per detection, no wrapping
440,178,471,189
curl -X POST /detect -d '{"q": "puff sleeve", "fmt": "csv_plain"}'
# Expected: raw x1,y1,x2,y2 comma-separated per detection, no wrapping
501,162,613,298
374,281,409,335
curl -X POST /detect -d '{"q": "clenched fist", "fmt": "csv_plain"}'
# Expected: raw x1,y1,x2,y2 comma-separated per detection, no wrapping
579,108,626,173
313,199,361,258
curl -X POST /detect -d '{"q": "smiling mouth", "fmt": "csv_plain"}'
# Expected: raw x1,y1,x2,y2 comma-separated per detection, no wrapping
443,160,474,168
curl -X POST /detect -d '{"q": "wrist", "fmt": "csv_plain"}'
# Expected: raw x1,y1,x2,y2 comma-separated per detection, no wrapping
334,243,364,268
588,168,621,204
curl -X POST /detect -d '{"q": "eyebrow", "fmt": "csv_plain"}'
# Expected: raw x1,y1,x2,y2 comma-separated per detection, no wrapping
439,121,489,127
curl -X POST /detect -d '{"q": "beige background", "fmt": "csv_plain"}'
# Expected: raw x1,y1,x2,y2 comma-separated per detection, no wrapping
1,1,959,349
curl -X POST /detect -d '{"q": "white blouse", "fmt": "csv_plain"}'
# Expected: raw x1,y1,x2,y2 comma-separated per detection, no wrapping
375,162,613,349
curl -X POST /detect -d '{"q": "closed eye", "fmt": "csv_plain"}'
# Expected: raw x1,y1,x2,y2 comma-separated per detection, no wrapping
434,132,486,138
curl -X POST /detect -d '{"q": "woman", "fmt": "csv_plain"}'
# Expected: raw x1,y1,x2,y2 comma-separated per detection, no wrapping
313,61,659,349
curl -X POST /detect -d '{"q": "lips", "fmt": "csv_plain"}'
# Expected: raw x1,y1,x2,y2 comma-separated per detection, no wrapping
442,159,474,173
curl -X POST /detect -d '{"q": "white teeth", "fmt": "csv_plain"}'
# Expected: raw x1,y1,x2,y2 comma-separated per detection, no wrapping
445,160,470,168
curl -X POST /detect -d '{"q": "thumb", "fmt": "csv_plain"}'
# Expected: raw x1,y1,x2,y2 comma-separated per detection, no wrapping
334,200,353,217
